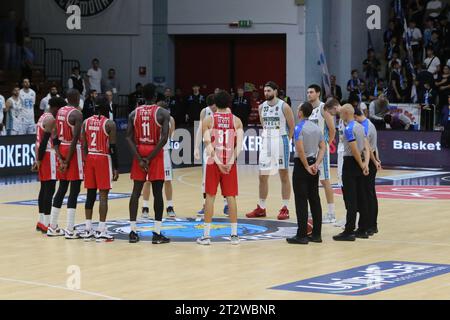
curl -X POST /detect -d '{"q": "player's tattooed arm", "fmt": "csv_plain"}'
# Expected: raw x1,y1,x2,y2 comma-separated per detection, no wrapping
64,109,83,169
145,107,170,162
282,103,295,140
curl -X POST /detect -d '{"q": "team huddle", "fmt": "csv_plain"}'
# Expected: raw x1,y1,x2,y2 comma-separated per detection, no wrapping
32,82,380,245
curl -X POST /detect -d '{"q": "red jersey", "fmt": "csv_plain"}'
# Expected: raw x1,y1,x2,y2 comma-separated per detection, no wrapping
211,112,236,165
36,113,54,151
134,105,161,145
56,106,79,144
84,115,110,154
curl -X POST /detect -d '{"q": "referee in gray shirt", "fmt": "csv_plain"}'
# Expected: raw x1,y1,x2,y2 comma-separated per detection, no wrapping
287,102,326,245
333,104,371,242
355,109,382,236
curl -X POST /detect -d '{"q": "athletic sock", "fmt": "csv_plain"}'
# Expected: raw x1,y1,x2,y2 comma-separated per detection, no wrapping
259,199,266,209
85,219,92,231
154,221,162,235
130,221,137,232
98,222,106,233
231,223,238,236
223,198,228,206
328,203,335,216
38,213,44,224
66,208,76,231
43,215,50,227
143,200,149,209
204,223,211,238
50,207,61,229
282,200,289,208
167,200,174,208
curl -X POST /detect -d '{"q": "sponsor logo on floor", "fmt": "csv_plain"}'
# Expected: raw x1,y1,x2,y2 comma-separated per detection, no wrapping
4,193,131,206
74,218,297,243
271,261,450,296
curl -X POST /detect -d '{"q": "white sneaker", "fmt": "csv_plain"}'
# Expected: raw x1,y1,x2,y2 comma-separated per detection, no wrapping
95,231,114,243
80,229,95,242
64,229,80,240
230,235,240,245
47,225,65,237
334,219,346,229
322,214,337,224
196,237,211,245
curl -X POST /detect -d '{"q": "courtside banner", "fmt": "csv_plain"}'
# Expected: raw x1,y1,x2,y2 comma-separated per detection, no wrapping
0,135,36,176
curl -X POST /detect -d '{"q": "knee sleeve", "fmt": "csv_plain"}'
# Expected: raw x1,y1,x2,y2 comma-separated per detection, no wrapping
53,180,70,208
85,189,97,210
67,180,82,209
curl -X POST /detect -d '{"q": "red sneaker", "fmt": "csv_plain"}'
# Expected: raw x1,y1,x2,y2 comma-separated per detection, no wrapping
246,205,267,218
277,206,290,220
36,222,48,233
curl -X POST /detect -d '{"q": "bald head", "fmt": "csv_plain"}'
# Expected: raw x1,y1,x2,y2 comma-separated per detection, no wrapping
341,104,355,122
66,89,80,106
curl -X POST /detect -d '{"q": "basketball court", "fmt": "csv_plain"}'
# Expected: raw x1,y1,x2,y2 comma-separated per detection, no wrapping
1,166,449,300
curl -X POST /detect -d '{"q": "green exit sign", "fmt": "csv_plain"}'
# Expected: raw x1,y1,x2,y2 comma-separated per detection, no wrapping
229,20,253,28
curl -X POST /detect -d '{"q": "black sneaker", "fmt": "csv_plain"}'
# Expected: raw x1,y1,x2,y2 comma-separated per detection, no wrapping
286,236,309,245
308,235,323,243
367,229,375,236
355,229,369,239
333,232,356,242
129,231,140,243
152,232,171,244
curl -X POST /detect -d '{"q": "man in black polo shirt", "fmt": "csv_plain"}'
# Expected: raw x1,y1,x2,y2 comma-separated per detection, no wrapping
232,87,251,127
186,84,206,127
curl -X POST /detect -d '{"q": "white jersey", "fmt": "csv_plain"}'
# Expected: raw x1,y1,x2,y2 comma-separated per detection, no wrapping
6,97,22,132
309,102,329,143
205,106,214,118
19,88,36,122
261,99,287,137
163,119,174,151
337,118,345,152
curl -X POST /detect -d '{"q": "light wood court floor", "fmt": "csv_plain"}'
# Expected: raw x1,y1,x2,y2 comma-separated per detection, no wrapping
0,166,449,300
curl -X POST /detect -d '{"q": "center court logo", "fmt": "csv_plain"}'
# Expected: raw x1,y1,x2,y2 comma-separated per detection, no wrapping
74,218,297,242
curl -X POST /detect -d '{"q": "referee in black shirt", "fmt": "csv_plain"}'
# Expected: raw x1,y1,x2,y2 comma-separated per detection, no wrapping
287,102,326,245
333,104,371,241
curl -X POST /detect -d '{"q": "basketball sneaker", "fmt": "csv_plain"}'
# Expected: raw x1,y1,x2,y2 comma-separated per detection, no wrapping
129,231,140,243
36,222,48,233
141,207,150,219
95,231,114,243
196,206,205,221
277,206,290,220
64,229,80,240
322,214,337,224
152,232,170,244
80,229,95,242
47,225,65,237
196,236,211,246
167,206,176,218
230,235,240,245
355,229,369,239
246,205,267,218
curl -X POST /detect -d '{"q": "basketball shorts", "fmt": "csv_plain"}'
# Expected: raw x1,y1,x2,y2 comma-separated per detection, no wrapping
319,143,331,181
39,150,57,182
259,135,290,174
205,162,238,197
130,144,164,182
164,149,173,181
84,153,113,190
57,144,84,181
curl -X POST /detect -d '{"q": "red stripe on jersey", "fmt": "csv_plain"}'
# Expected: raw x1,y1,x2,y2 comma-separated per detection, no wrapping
36,113,54,150
85,115,110,154
56,106,78,143
211,112,236,165
134,105,161,145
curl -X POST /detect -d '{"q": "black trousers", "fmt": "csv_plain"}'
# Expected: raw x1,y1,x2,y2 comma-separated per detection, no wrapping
365,158,379,229
342,157,369,233
292,158,322,238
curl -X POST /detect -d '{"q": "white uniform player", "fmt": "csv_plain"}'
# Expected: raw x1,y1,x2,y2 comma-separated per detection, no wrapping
201,105,215,193
0,95,5,136
19,85,37,134
163,117,175,182
337,118,345,187
6,94,23,135
309,102,331,181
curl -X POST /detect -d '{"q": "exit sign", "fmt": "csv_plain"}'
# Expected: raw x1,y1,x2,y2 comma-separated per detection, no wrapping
229,20,253,28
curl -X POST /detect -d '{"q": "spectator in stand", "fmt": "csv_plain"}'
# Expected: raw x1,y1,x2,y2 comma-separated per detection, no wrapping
385,35,401,62
425,0,444,19
424,46,441,79
162,88,179,126
232,87,251,127
0,94,5,135
185,84,206,126
105,90,118,121
384,112,412,130
358,81,371,102
384,19,397,47
326,75,343,103
429,31,442,57
369,79,387,101
102,68,120,98
363,49,381,86
87,58,103,93
369,94,390,130
347,70,364,95
438,15,450,60
68,67,85,97
389,51,403,70
39,85,59,113
174,88,186,127
416,62,435,86
403,20,423,63
408,0,426,26
423,18,436,48
436,65,450,115
349,92,368,117
390,60,405,103
248,90,261,126
83,90,98,120
279,89,292,107
128,83,144,112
